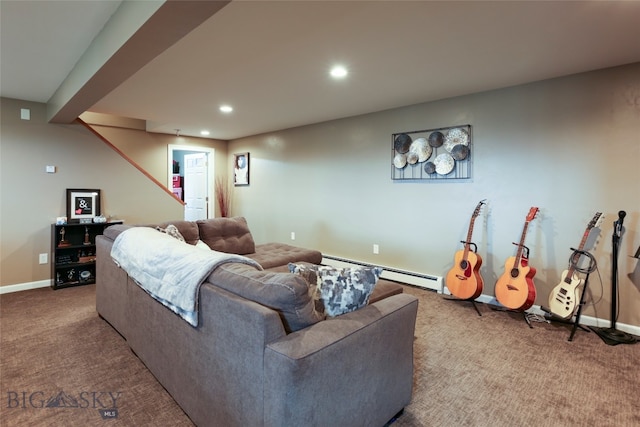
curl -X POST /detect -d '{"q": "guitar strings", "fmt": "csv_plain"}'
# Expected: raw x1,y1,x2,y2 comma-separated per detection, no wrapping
566,249,604,310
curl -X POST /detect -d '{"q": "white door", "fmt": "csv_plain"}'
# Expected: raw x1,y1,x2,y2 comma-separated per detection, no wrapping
183,153,208,220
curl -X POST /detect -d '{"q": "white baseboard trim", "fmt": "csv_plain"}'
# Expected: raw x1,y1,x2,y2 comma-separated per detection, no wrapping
529,306,640,337
0,280,50,294
321,255,444,293
445,289,640,337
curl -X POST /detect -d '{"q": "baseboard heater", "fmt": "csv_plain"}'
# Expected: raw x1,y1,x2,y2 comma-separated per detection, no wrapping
321,254,444,293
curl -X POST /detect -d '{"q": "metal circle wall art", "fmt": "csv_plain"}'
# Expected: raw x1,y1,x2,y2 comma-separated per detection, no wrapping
409,138,433,162
428,131,444,148
434,153,455,175
394,133,412,154
451,144,469,160
424,161,436,174
391,124,472,180
443,127,469,152
393,153,407,169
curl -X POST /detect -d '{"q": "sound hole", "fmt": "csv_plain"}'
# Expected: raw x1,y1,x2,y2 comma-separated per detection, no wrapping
460,260,468,270
510,268,520,278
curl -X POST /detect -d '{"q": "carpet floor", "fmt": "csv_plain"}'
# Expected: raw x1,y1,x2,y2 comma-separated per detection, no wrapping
1,284,638,426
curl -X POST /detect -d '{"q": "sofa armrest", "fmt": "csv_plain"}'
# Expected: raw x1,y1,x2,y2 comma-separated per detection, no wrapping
263,293,418,427
96,235,130,338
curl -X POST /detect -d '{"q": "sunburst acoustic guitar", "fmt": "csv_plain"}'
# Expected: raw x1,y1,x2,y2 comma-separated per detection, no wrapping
548,212,603,319
446,200,486,300
494,207,539,311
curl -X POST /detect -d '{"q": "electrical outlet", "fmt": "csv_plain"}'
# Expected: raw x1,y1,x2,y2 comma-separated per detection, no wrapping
39,253,48,264
290,232,296,241
373,244,379,254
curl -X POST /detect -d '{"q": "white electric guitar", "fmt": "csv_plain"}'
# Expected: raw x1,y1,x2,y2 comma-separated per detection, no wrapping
548,212,603,319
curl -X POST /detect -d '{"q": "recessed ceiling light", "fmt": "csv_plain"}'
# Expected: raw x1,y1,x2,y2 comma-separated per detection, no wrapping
200,130,210,136
219,105,233,113
330,65,348,79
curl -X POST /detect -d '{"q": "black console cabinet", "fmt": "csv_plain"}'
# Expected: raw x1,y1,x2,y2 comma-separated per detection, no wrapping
50,222,121,290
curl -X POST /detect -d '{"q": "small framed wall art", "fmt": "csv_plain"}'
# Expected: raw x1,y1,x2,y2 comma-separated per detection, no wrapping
391,124,472,181
234,152,250,186
66,189,101,223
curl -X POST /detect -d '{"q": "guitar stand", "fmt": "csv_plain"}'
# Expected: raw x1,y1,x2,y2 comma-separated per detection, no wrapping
567,249,596,341
444,240,482,316
489,305,534,328
544,248,595,341
524,312,534,328
444,296,482,316
517,244,534,328
512,242,530,260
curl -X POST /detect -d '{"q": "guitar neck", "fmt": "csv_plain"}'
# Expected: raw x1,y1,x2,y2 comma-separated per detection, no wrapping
462,217,477,257
461,201,485,258
512,221,530,268
564,226,592,283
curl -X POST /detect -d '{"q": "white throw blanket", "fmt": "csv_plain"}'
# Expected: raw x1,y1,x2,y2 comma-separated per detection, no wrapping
111,227,262,326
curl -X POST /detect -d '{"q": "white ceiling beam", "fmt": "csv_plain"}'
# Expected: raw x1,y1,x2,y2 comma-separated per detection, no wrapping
47,0,230,124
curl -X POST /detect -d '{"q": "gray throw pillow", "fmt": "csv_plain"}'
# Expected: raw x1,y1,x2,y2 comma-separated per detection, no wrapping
156,224,185,242
288,263,383,317
155,220,200,245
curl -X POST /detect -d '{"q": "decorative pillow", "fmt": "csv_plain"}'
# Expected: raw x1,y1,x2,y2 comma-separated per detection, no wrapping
156,224,185,242
288,263,383,317
288,262,323,313
154,220,199,245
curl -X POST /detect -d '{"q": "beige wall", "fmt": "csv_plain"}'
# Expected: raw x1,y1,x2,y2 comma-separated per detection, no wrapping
229,63,640,327
84,120,228,208
0,98,224,287
1,64,639,327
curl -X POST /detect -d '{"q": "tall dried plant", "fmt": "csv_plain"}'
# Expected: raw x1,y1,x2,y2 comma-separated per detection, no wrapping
215,176,231,217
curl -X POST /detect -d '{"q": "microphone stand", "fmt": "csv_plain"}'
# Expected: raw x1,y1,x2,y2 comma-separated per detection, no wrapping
590,214,637,345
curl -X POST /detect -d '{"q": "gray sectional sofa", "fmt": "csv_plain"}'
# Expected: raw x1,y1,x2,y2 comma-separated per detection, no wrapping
96,216,419,427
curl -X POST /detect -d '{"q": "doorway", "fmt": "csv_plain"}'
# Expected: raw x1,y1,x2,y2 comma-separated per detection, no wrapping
168,144,215,220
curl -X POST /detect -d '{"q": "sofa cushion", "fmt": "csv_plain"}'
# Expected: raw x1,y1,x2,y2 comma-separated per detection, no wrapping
288,263,383,317
155,220,200,245
207,263,324,333
197,217,256,255
248,243,323,269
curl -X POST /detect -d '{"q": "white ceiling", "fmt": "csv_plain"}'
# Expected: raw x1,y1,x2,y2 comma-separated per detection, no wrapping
2,0,640,140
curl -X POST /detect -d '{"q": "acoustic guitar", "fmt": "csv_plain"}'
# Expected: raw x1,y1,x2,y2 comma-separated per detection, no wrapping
446,200,486,300
548,212,603,319
494,207,539,311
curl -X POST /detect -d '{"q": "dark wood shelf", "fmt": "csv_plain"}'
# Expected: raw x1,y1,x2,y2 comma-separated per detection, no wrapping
51,221,121,290
54,260,96,269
